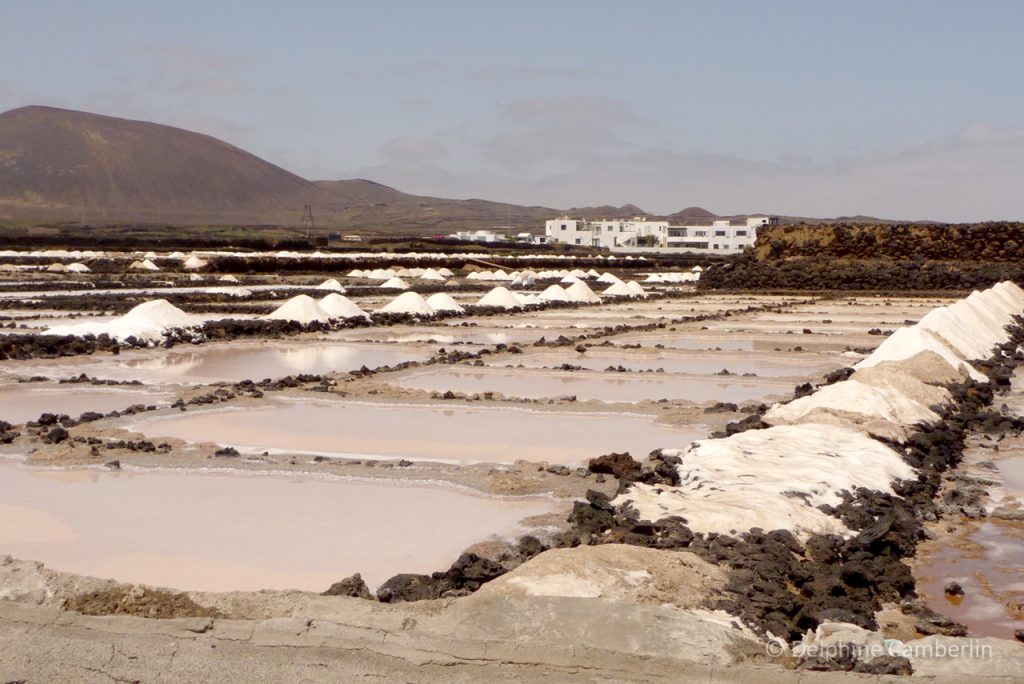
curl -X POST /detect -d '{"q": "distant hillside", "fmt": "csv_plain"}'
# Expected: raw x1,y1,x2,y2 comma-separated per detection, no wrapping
0,106,319,224
0,105,881,231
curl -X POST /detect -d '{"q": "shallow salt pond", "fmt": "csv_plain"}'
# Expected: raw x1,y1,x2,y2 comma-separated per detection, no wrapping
612,331,878,353
0,385,173,425
3,341,435,385
487,348,843,377
326,325,572,346
130,400,705,464
386,366,795,404
0,462,554,592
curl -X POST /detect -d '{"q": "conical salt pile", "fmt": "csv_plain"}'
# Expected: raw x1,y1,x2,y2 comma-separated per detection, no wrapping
426,292,465,313
625,281,647,298
538,284,571,303
476,286,521,309
317,278,345,292
603,281,635,297
565,280,601,303
265,294,332,324
380,276,410,290
377,291,436,316
183,255,207,270
319,293,369,319
130,259,160,271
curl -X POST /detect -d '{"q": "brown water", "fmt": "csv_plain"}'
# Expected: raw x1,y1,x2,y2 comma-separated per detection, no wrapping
0,385,173,425
916,521,1024,639
130,400,705,464
488,348,843,377
387,366,794,404
0,462,554,592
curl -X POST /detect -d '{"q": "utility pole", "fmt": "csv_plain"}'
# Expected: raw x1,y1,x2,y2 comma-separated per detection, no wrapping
301,204,315,238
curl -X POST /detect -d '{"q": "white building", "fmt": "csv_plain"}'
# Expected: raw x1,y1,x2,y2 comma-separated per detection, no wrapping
546,215,776,254
664,217,775,254
545,217,669,248
448,229,504,243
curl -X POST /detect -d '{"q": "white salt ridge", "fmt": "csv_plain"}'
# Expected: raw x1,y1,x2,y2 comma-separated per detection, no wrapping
316,278,345,292
207,286,251,297
615,424,915,538
377,291,436,316
46,299,197,343
764,368,951,442
564,280,601,303
264,295,332,324
538,284,571,303
620,282,1024,540
425,292,465,313
857,282,1024,382
477,286,522,309
379,276,410,290
318,293,369,319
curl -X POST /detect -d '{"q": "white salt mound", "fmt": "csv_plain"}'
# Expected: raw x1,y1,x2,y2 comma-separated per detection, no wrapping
425,292,465,313
603,281,636,297
66,262,91,273
380,276,410,290
46,262,66,272
538,284,571,303
565,280,601,303
46,299,197,343
130,259,160,272
183,255,207,270
318,293,369,319
625,281,647,297
419,268,446,281
265,294,332,324
377,291,436,316
219,274,240,283
477,286,522,309
596,272,624,285
615,424,915,539
316,278,345,292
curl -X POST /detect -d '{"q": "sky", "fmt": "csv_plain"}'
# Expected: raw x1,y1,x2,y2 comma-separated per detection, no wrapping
2,0,1023,221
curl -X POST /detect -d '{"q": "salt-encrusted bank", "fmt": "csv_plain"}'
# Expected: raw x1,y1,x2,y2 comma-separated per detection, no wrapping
615,281,1024,539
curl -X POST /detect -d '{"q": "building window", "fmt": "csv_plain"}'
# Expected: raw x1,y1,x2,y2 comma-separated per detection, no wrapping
736,230,747,236
560,224,567,231
607,226,613,232
575,238,581,245
714,230,726,236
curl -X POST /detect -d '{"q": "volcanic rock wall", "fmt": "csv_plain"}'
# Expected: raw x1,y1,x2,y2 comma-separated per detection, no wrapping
700,223,1024,291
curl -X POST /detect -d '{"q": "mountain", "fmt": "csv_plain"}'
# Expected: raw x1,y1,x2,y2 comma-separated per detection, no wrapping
0,105,881,231
0,106,319,223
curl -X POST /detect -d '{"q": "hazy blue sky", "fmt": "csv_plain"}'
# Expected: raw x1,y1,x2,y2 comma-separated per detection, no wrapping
2,1,1023,220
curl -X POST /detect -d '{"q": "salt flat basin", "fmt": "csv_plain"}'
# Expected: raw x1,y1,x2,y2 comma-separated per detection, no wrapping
488,348,844,377
386,366,795,404
0,462,553,592
0,384,172,425
130,399,705,464
4,341,435,386
612,331,879,353
326,326,572,346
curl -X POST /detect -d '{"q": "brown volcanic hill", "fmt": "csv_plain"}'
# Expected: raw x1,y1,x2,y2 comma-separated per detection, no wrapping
667,206,718,221
565,204,649,219
0,106,320,223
